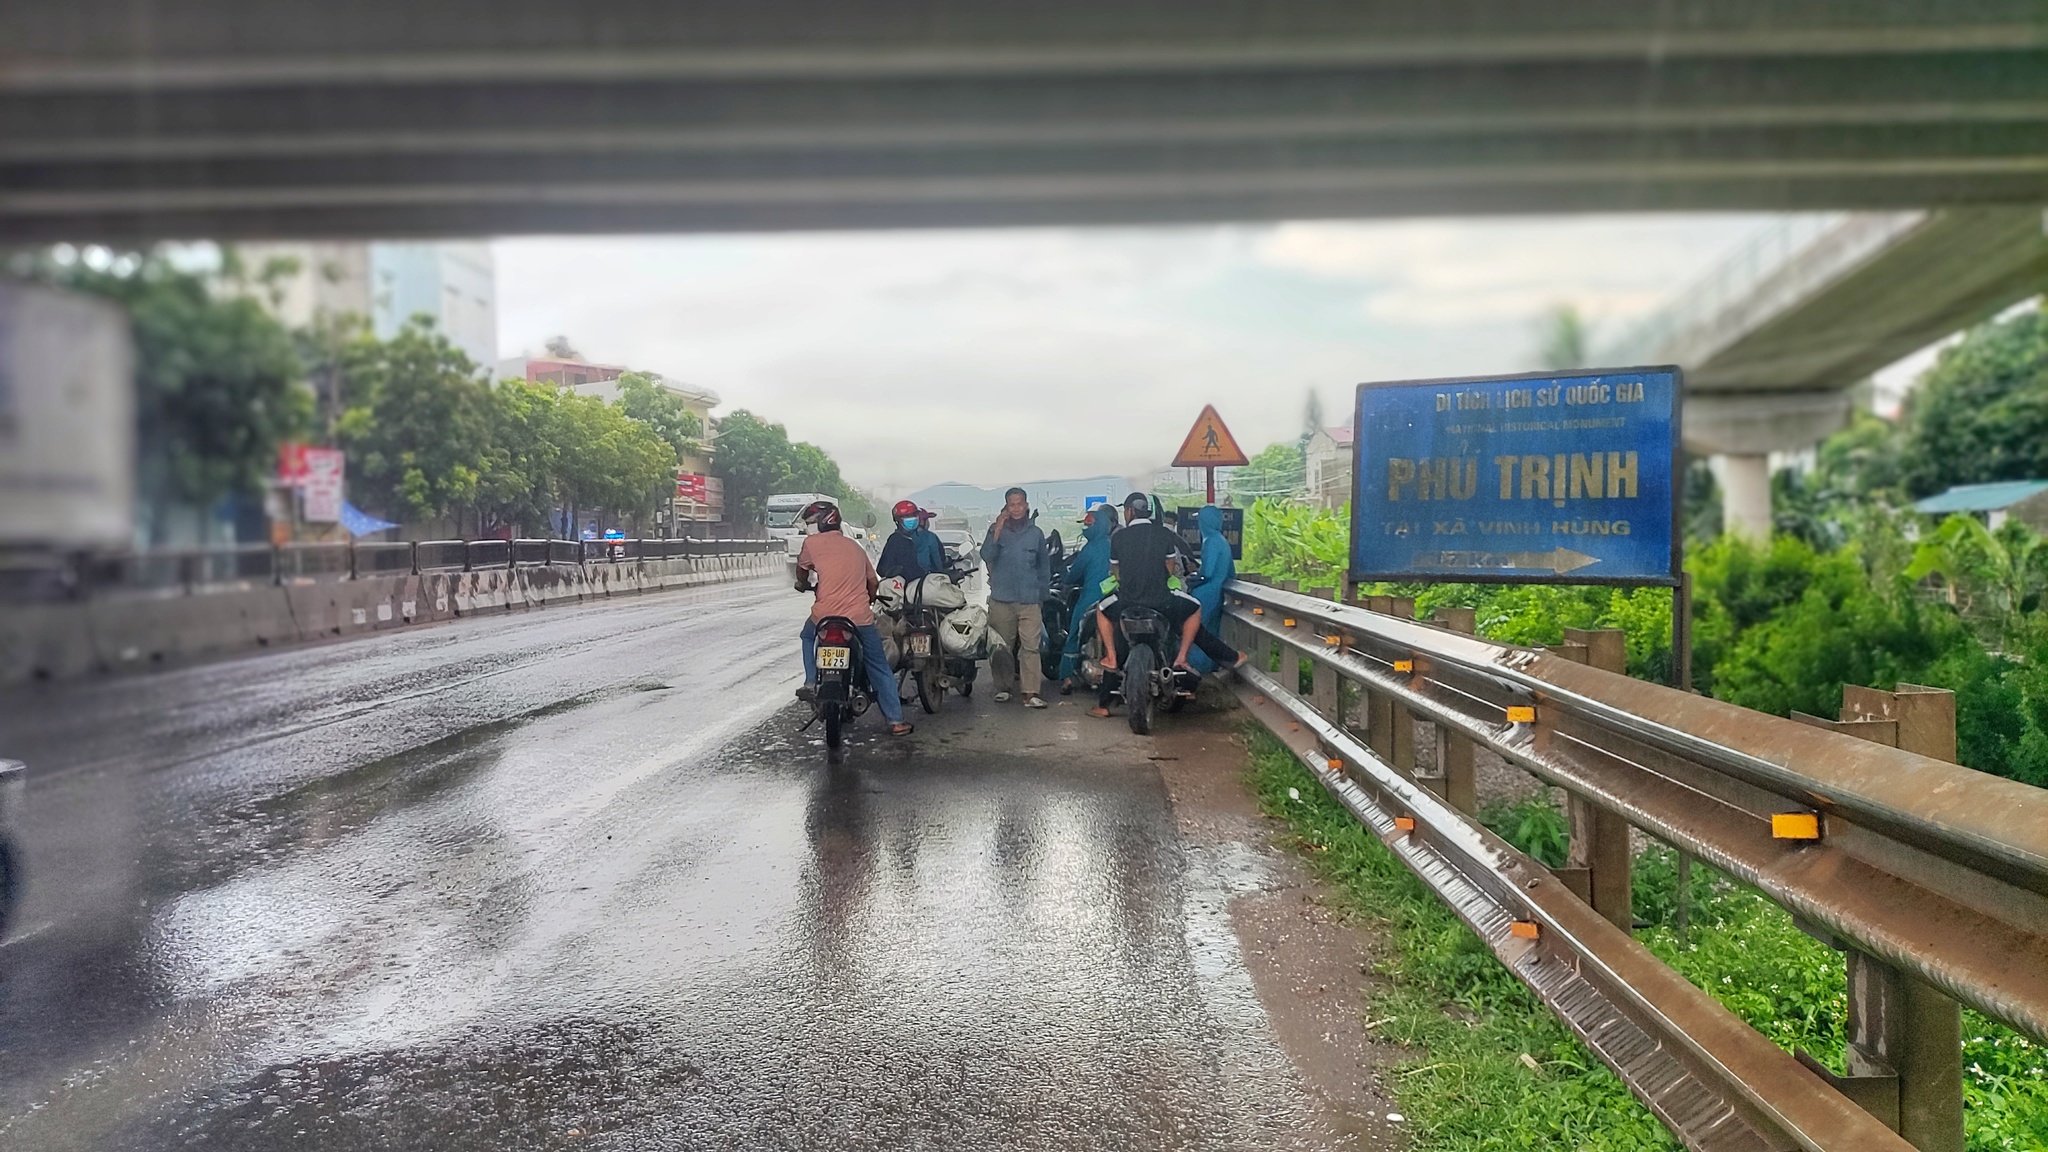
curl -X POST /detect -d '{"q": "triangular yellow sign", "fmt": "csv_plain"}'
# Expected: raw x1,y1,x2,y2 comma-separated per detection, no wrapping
1171,404,1250,468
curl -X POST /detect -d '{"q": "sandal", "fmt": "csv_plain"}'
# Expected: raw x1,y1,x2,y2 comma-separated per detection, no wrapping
1087,706,1113,718
889,722,916,736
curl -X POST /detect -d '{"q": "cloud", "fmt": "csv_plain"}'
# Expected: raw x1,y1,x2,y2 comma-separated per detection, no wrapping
1258,215,1780,327
495,214,1782,496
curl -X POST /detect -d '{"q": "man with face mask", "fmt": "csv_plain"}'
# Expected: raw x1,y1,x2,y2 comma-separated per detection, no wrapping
877,500,946,582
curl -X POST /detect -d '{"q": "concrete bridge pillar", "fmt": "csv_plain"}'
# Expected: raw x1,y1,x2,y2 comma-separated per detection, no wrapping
1715,454,1775,541
1683,392,1849,543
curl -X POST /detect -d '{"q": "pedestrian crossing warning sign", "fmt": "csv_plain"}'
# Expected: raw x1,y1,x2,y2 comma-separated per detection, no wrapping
1171,405,1250,468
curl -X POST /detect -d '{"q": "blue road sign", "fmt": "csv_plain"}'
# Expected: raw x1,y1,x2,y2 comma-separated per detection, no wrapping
1349,368,1681,585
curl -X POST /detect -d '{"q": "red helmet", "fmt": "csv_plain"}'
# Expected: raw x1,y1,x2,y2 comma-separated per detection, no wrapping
800,500,842,531
892,499,920,520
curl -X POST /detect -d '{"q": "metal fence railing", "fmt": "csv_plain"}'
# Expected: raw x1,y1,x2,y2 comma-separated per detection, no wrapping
1,537,781,600
1225,578,2044,1152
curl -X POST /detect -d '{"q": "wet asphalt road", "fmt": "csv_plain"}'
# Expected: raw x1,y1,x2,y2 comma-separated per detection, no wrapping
1,578,1357,1150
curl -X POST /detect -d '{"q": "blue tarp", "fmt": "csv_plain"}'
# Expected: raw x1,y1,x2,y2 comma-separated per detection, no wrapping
339,501,399,537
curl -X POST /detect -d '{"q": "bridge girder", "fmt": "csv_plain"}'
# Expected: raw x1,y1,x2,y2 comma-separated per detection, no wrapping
5,1,2047,240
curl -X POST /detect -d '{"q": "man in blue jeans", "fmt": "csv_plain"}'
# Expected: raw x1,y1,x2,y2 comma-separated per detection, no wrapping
794,501,912,736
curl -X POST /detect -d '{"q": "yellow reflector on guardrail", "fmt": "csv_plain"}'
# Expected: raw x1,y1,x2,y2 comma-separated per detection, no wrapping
1505,706,1536,723
1509,921,1541,940
1772,813,1822,840
1394,815,1417,832
1324,634,1341,646
1393,659,1413,672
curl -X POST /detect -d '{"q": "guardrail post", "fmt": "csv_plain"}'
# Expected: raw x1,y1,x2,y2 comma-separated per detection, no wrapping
1432,607,1478,813
1554,628,1633,931
1362,595,1396,764
1307,587,1339,718
1386,596,1418,779
1795,684,1965,1152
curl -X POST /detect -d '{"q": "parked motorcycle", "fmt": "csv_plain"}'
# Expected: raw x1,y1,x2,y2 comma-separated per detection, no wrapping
1038,531,1071,680
810,616,874,763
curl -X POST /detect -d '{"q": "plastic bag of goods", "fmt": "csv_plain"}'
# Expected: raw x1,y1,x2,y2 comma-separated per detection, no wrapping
908,573,967,611
874,575,907,614
938,604,989,656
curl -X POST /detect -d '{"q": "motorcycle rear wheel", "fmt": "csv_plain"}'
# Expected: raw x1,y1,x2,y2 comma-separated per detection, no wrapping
1124,644,1156,735
914,668,939,714
824,707,845,763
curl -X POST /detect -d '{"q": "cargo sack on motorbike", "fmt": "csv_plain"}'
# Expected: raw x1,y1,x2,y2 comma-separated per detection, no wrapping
874,576,908,614
938,604,989,656
908,573,967,611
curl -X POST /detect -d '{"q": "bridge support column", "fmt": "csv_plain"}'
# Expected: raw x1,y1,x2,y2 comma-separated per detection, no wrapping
1716,453,1774,541
1684,392,1849,544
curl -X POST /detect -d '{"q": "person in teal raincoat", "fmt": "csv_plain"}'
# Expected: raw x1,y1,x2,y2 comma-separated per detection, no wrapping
1186,504,1235,673
1056,508,1115,688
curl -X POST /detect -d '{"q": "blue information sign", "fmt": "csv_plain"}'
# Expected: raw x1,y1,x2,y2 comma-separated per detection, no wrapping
1350,368,1681,586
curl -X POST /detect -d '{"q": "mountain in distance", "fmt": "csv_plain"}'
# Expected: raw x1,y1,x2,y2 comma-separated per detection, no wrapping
905,475,1129,526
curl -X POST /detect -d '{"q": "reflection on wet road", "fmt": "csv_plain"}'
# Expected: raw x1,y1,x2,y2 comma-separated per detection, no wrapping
2,578,1350,1149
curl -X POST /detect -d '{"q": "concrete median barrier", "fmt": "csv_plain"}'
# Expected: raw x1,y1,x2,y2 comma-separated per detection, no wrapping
1,543,778,686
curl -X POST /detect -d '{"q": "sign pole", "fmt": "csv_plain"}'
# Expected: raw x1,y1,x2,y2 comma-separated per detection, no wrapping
1205,466,1215,504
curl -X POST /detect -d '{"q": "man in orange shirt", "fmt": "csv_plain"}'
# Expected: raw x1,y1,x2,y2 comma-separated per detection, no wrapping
795,501,913,736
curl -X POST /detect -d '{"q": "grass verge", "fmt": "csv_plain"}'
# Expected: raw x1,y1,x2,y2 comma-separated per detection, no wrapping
1244,726,2048,1152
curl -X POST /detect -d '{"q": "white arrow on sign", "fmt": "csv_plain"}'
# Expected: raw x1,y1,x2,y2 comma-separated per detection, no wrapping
1414,547,1601,575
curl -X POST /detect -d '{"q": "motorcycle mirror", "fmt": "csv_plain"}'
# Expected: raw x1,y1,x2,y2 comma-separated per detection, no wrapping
863,512,878,529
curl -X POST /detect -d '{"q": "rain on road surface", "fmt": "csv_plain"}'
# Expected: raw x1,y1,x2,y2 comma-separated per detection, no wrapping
1,578,1398,1150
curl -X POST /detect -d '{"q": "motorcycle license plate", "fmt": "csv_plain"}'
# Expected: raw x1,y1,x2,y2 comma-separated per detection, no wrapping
817,646,851,670
910,634,933,658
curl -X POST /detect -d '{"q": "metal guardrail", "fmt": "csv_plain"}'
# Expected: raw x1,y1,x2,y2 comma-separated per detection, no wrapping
1223,578,2046,1152
0,537,778,600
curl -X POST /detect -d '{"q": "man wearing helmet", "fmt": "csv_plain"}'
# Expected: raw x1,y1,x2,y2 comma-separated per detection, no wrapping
877,499,946,582
1087,492,1244,718
795,500,914,736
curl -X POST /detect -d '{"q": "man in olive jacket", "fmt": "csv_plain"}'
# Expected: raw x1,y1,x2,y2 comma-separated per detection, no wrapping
982,486,1049,707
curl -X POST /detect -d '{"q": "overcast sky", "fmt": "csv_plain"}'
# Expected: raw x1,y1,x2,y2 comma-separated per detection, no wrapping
495,215,1786,500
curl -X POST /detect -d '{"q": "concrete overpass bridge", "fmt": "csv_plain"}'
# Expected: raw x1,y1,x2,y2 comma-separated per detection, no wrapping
1608,207,2048,536
3,1,2046,241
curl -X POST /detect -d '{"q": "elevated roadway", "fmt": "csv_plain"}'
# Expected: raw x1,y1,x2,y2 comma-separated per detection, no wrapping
4,1,2047,240
1610,207,2048,536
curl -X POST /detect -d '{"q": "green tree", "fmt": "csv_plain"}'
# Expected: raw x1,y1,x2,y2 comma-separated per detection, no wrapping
335,319,495,525
612,371,703,459
1230,441,1306,503
713,410,798,527
1535,303,1592,370
711,409,866,527
29,250,311,526
1905,514,2048,646
551,392,677,530
1900,303,2048,498
476,379,564,535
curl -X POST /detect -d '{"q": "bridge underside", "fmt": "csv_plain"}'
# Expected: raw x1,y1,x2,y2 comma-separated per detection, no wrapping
1686,209,2048,395
4,1,2046,241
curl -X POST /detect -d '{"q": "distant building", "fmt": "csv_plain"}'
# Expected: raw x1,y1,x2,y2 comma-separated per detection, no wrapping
369,243,497,369
1913,480,2048,531
238,241,498,370
1304,424,1354,509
